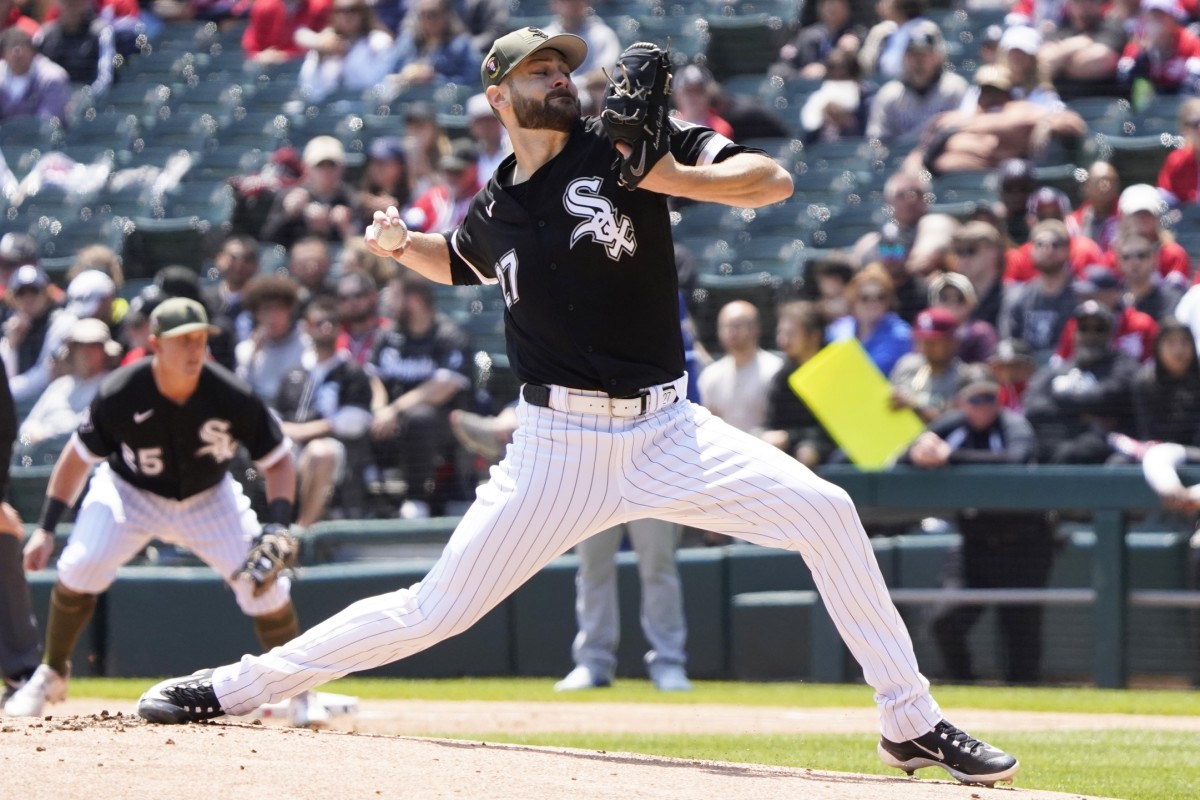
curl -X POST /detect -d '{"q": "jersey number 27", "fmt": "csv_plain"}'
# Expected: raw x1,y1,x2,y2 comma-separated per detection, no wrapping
497,250,519,309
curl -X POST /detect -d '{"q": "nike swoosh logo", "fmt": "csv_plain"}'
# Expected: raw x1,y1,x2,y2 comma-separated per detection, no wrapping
134,410,154,424
628,147,647,177
913,742,944,760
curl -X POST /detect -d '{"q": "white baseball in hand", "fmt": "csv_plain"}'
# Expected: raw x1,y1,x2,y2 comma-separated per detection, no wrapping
371,218,408,251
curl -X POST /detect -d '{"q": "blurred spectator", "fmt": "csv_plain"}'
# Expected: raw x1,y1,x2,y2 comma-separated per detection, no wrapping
1069,160,1121,252
799,48,865,143
889,306,972,423
116,283,163,364
1056,264,1158,363
1131,317,1200,444
274,295,374,527
1040,0,1127,101
287,235,336,308
949,221,1007,329
1024,300,1139,463
229,145,306,238
1117,0,1200,103
990,336,1037,412
542,0,619,90
1157,97,1200,207
859,0,930,81
1116,231,1184,322
465,92,507,180
404,139,480,233
236,274,315,403
996,157,1038,245
66,243,123,295
337,235,395,289
368,270,472,519
929,271,997,363
1004,186,1106,282
760,301,833,467
401,101,451,196
242,0,331,64
454,0,509,56
772,0,865,81
905,372,1055,685
64,269,116,332
1104,184,1189,286
999,26,1061,108
261,136,358,248
296,0,394,103
810,256,854,321
827,262,913,377
357,136,412,229
671,65,732,139
0,27,69,123
852,170,957,276
0,264,73,406
880,221,932,324
203,234,260,354
904,65,1086,175
17,317,117,448
865,22,968,145
334,269,383,366
0,232,38,309
697,300,783,434
977,23,1003,66
999,219,1081,363
0,0,39,38
389,0,480,90
37,0,115,95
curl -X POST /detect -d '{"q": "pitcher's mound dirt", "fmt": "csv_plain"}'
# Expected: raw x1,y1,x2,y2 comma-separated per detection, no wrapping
1,705,1121,800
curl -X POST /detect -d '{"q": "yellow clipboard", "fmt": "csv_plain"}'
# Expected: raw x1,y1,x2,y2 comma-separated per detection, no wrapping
788,338,925,470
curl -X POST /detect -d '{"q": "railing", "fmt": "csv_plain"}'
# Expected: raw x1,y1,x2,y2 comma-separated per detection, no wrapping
818,464,1199,688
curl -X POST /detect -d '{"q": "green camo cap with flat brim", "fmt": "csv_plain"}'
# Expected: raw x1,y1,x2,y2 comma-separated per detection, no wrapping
481,27,588,89
150,297,221,339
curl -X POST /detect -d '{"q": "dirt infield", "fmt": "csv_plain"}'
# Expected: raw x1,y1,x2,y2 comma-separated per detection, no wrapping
2,696,1153,800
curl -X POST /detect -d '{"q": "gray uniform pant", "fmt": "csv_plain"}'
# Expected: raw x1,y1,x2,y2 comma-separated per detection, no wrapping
570,518,687,677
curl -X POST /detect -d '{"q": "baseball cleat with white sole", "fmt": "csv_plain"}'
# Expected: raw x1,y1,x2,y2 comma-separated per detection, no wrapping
878,719,1019,786
138,669,225,724
3,664,69,717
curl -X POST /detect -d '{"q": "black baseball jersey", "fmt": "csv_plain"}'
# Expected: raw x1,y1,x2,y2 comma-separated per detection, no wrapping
274,355,373,423
368,314,473,400
446,116,759,397
75,360,289,500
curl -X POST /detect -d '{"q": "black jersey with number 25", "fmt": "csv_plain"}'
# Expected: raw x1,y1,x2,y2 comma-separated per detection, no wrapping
446,115,758,397
76,359,288,500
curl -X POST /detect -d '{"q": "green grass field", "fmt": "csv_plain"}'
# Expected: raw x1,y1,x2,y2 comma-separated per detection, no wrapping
79,678,1200,800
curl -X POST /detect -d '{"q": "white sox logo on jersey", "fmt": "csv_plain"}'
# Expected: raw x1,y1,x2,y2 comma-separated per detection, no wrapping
196,419,237,463
565,177,636,261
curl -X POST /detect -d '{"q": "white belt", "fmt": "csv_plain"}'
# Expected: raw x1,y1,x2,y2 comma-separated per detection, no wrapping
522,376,687,418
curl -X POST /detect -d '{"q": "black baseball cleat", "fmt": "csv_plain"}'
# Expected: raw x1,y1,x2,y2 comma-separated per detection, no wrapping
878,719,1019,786
138,669,225,724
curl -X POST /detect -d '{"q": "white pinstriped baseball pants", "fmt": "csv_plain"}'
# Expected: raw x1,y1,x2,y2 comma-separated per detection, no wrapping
214,396,942,741
57,464,292,615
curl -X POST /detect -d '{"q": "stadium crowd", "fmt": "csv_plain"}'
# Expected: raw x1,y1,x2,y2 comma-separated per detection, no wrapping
2,0,1200,685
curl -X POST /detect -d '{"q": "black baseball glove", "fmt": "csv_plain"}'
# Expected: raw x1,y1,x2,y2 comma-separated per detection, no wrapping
601,42,674,190
234,523,299,597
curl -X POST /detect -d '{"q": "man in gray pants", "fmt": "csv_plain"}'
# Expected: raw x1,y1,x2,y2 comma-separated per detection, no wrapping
555,518,691,691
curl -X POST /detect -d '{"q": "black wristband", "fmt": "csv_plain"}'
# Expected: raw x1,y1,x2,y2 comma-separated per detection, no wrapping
267,498,294,527
38,497,69,532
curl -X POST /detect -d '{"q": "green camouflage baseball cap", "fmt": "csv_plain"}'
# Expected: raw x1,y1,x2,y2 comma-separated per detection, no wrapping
481,27,587,88
150,297,220,339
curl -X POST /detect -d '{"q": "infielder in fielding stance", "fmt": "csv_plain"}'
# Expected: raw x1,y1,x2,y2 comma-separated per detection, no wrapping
139,29,1019,786
8,298,327,728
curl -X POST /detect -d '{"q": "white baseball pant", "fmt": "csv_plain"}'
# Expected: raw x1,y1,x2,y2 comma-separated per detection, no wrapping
56,463,292,615
570,518,687,678
213,390,942,742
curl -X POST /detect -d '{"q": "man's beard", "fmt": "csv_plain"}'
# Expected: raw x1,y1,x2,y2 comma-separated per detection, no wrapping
511,89,580,133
